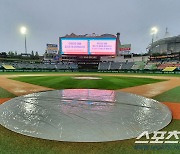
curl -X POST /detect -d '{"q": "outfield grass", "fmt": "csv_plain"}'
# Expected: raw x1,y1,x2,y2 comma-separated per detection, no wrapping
0,119,179,154
0,87,16,98
10,76,165,90
153,86,180,103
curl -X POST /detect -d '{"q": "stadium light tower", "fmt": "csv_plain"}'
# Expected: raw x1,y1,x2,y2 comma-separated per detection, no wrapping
20,26,27,54
150,27,158,53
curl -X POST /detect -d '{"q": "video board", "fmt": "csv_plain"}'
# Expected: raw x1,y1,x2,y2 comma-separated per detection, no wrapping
60,38,116,55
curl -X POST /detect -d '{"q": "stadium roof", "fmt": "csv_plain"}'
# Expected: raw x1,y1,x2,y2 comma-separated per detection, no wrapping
147,35,180,51
62,33,117,38
152,35,180,46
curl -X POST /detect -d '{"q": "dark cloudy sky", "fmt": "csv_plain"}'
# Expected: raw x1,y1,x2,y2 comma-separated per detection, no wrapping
0,0,180,55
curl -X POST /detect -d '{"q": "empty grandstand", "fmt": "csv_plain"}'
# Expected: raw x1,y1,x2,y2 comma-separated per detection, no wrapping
0,58,180,73
0,61,78,71
109,62,122,70
131,62,145,70
144,63,157,70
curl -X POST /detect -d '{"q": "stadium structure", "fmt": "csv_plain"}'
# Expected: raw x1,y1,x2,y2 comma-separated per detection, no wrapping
147,35,180,54
58,32,120,70
0,32,180,73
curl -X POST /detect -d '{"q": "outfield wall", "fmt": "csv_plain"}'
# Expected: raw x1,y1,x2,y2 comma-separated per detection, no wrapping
0,68,179,74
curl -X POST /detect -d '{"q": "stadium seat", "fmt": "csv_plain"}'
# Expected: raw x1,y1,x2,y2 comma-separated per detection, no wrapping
162,67,176,72
2,64,15,70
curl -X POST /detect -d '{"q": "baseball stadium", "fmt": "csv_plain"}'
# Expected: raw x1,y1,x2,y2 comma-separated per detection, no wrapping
0,33,180,154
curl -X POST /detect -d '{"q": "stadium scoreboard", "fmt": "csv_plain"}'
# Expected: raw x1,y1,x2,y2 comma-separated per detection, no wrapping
59,38,116,56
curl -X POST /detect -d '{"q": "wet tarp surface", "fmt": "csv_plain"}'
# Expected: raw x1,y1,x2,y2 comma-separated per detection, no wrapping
0,89,172,142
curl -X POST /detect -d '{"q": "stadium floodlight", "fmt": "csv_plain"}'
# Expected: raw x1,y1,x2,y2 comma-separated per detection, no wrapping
150,27,158,54
20,26,27,54
20,26,27,35
150,27,158,35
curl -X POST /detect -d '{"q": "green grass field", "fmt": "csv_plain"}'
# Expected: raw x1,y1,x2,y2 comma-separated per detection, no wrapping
0,73,180,154
153,86,180,103
1,119,180,154
0,87,16,98
10,76,165,90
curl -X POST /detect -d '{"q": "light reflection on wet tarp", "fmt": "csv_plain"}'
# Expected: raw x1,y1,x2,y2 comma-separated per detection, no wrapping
0,89,172,142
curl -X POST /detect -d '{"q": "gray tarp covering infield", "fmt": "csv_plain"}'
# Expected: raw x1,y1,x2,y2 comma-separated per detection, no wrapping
0,89,172,142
